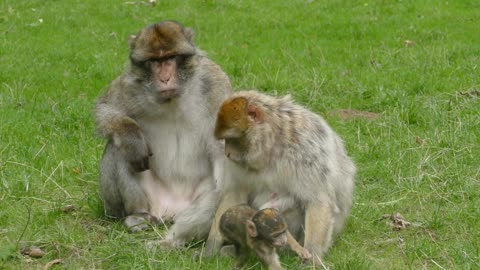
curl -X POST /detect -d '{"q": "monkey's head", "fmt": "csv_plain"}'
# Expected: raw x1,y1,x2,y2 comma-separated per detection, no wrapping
128,21,197,103
214,96,265,140
246,208,288,247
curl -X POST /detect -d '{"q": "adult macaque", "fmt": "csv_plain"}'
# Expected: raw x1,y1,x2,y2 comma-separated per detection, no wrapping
95,21,232,246
219,205,311,270
205,91,356,265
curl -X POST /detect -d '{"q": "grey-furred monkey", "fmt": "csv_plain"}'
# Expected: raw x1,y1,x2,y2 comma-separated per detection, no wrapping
204,90,356,265
95,21,232,246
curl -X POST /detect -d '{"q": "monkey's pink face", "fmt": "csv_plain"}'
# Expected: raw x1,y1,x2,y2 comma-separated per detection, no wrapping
271,231,288,247
129,22,196,103
148,58,179,96
133,55,194,103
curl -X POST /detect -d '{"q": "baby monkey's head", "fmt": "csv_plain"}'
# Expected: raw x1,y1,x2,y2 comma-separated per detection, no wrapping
247,208,288,247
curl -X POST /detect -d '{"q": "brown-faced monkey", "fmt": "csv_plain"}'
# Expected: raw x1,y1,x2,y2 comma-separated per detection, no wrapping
205,91,356,265
95,21,232,246
220,205,311,270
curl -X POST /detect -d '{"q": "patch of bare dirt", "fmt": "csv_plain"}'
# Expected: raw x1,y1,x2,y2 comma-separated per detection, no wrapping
329,109,381,120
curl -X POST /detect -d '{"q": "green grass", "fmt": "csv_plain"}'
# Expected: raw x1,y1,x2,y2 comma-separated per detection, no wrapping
1,0,479,269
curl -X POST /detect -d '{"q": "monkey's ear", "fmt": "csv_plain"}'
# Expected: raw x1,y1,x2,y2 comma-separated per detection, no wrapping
128,35,137,49
247,104,264,123
184,27,195,43
246,220,258,238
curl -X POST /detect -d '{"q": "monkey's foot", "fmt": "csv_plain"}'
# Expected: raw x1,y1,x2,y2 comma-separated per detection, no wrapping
124,213,157,232
146,239,184,251
202,233,223,258
125,216,150,232
219,245,236,257
302,253,328,269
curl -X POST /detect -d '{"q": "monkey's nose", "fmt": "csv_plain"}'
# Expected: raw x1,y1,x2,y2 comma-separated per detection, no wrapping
160,77,170,83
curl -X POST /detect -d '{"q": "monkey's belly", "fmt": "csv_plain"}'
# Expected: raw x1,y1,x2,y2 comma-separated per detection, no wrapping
139,171,193,221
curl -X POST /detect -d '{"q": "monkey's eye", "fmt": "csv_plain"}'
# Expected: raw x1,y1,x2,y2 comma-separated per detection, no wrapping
145,59,155,65
175,54,194,63
271,231,286,239
165,55,177,61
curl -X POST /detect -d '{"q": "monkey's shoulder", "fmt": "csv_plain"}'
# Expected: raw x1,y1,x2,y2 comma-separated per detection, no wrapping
193,56,232,114
223,204,255,217
97,73,140,105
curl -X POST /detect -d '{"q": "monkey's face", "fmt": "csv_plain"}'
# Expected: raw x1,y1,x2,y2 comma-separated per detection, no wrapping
224,138,248,164
252,208,288,247
269,231,288,247
129,21,196,103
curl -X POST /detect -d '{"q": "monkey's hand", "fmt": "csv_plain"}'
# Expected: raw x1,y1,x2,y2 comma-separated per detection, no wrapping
296,247,312,262
114,120,152,172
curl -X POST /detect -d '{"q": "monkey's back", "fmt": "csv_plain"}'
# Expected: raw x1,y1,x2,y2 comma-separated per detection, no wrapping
228,91,356,232
219,204,256,246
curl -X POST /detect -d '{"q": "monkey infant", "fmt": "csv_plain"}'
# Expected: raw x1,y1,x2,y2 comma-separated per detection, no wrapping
205,90,356,265
220,205,311,270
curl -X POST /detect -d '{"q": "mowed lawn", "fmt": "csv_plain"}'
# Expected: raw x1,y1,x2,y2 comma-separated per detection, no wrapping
1,0,479,269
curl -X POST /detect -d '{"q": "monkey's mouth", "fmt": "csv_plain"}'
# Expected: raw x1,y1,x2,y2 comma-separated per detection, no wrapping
158,89,178,98
154,89,183,104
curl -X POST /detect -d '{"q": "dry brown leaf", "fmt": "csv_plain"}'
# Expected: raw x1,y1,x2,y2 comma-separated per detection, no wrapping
60,204,76,213
381,212,411,231
415,136,427,145
341,69,352,77
125,0,156,6
458,89,480,98
369,59,382,69
404,40,416,47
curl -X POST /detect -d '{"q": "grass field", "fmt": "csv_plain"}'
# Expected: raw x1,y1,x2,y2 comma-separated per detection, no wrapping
1,0,479,269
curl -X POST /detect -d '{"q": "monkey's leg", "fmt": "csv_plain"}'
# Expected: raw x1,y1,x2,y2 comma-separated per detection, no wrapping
99,143,126,218
100,142,154,232
119,170,157,232
164,182,220,247
303,199,333,266
220,245,236,257
257,250,282,270
234,246,249,270
204,190,247,257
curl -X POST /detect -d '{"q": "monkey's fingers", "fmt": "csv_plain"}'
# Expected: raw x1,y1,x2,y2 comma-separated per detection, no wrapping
130,157,150,172
298,248,312,262
147,143,153,157
142,156,150,170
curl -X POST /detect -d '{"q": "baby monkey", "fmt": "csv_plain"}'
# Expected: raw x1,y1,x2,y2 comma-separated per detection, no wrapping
219,205,311,270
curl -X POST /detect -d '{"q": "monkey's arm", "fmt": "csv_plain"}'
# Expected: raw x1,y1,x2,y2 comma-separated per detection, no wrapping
286,231,311,262
255,244,282,270
95,85,134,137
303,197,333,265
95,88,152,172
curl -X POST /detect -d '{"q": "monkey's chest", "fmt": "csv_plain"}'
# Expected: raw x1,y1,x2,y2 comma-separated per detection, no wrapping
231,164,293,202
139,119,213,220
139,172,195,220
142,119,211,181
